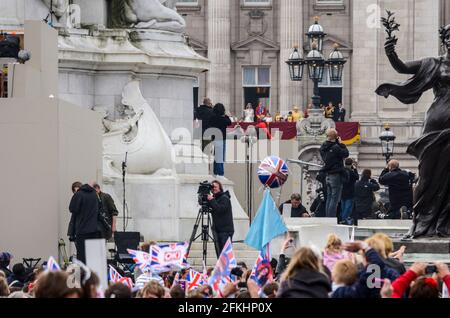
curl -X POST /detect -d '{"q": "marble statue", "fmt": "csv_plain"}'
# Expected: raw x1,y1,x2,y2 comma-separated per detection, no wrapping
112,0,186,33
41,0,69,19
376,11,450,238
102,80,175,176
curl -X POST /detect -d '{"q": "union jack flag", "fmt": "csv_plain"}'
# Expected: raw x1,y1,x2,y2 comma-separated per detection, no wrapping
109,265,134,289
257,156,289,189
127,249,151,272
45,256,61,272
150,242,189,273
186,269,205,291
208,238,237,293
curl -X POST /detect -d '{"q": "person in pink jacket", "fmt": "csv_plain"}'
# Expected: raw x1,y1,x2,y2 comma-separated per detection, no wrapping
322,234,352,272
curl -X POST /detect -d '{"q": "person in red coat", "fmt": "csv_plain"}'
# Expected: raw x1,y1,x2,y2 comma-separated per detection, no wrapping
391,262,450,298
255,102,267,122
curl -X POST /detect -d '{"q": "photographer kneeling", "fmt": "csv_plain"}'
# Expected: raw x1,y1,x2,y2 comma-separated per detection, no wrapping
207,180,234,258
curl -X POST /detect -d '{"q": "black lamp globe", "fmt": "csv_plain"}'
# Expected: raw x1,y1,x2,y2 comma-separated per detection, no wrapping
328,44,346,82
286,46,305,81
306,17,326,52
306,42,325,81
379,124,396,162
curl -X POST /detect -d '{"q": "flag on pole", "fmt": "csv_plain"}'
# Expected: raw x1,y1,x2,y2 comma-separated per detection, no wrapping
150,242,189,273
250,243,273,288
45,256,61,272
186,269,205,291
208,238,237,293
108,265,133,289
127,249,152,272
245,190,288,251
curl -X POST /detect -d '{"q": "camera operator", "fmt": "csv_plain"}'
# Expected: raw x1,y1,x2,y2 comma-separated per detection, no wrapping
206,180,234,258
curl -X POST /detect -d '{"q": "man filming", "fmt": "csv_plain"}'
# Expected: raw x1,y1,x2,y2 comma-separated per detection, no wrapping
207,180,234,258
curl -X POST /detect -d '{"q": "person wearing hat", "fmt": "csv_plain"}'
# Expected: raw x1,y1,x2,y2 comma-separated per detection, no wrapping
291,106,304,122
0,252,13,277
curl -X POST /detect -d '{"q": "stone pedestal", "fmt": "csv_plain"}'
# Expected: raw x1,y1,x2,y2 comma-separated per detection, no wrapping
103,174,249,242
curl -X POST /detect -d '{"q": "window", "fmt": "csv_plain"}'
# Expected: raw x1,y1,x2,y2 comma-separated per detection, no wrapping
243,67,271,87
318,67,343,108
316,0,344,4
243,67,271,113
177,0,198,4
318,67,342,88
314,0,345,10
243,0,271,7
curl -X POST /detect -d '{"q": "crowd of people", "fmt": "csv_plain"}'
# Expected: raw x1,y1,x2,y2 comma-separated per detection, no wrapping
1,232,449,299
240,101,347,124
278,128,416,224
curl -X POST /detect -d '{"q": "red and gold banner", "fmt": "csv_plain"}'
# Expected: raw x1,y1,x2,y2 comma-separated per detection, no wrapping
228,122,360,145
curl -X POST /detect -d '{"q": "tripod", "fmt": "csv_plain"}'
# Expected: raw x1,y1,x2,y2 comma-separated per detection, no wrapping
187,203,216,266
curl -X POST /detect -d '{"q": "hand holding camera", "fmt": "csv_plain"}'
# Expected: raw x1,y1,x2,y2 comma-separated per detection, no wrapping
410,262,427,276
434,262,450,279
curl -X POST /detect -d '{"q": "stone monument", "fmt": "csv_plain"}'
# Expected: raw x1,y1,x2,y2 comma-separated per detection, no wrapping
0,0,250,242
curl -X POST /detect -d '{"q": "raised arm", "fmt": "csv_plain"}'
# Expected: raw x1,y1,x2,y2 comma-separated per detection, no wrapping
385,38,421,75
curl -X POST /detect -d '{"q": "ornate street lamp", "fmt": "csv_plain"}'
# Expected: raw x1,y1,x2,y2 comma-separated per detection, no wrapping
287,17,347,137
306,16,326,52
379,124,396,163
286,46,305,81
287,17,346,110
306,42,326,81
328,44,346,82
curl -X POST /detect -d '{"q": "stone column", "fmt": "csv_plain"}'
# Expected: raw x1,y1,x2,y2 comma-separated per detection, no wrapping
279,0,303,113
351,0,379,120
207,0,231,108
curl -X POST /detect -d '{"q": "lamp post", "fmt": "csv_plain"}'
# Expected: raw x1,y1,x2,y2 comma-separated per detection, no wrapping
379,124,396,163
286,17,346,111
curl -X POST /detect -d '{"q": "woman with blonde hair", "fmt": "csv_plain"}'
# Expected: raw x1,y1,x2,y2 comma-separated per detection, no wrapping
371,233,406,275
323,234,352,272
277,247,331,298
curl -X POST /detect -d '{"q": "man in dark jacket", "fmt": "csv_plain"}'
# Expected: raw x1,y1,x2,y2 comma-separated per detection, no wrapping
340,158,359,225
354,169,380,221
379,160,414,219
69,183,101,264
279,193,310,218
207,180,234,258
310,172,327,217
194,98,214,151
67,181,82,242
207,103,232,177
93,183,119,240
320,128,350,218
336,103,346,122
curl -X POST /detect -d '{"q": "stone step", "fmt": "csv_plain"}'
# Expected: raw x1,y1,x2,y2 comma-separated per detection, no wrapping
189,242,257,252
403,254,450,266
393,239,450,254
188,257,258,268
187,249,259,259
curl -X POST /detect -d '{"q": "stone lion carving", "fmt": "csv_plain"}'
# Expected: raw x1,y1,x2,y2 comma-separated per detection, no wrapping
112,0,186,33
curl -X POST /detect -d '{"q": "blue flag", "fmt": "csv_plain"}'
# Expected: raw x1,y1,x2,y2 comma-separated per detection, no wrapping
244,190,288,251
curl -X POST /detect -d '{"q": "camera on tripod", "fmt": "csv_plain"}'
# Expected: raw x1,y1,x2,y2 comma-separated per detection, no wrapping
198,181,213,206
